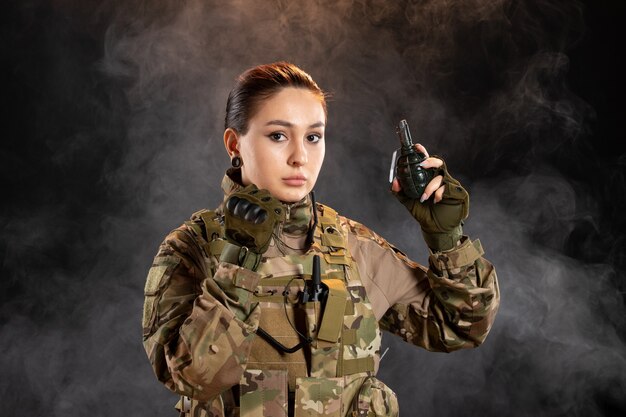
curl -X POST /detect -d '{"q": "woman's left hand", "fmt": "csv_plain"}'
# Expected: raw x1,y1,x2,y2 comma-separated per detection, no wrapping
391,143,469,251
391,143,445,203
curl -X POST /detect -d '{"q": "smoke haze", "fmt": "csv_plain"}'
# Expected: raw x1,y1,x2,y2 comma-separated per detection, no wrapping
3,0,624,416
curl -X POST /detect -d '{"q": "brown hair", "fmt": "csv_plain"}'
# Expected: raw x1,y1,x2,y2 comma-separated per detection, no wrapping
225,61,327,135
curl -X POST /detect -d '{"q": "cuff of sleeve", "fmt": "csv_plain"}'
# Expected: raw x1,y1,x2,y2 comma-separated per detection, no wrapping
214,261,262,292
429,237,484,269
421,224,463,252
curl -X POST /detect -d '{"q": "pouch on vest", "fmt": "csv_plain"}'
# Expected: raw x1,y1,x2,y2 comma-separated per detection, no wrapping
316,278,348,343
350,376,398,417
294,376,344,417
240,369,288,417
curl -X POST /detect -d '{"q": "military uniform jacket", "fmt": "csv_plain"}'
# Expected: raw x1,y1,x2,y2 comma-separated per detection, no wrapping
142,174,500,417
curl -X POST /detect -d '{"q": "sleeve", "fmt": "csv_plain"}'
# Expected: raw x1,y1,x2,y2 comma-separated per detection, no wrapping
142,226,262,401
345,219,499,353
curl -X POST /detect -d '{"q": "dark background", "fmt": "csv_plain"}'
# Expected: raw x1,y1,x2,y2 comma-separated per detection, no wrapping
2,0,625,416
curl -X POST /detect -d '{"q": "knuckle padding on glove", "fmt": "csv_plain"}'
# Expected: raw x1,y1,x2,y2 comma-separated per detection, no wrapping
223,184,284,255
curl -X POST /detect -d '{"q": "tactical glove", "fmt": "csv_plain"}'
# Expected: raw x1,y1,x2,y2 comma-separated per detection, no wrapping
394,158,469,252
221,185,284,269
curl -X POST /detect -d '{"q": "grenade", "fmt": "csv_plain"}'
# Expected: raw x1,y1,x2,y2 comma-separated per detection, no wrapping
391,119,434,199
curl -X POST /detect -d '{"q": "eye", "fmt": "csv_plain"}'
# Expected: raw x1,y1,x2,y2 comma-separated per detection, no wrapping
306,133,323,143
268,132,286,142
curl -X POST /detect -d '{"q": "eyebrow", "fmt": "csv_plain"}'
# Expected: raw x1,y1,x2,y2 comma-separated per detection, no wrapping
265,120,325,129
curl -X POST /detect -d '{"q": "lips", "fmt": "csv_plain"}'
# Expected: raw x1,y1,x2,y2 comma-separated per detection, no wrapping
282,175,307,186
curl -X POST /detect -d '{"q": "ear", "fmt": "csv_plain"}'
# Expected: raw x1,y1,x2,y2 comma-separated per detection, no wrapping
223,128,240,157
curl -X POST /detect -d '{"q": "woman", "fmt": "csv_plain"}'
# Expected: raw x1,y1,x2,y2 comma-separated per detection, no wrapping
142,62,499,417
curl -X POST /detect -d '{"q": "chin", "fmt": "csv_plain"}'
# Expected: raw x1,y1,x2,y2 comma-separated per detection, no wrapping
279,195,306,204
276,189,308,203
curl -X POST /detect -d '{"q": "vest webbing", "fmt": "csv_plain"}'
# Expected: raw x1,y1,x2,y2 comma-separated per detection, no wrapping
188,204,352,264
186,204,374,377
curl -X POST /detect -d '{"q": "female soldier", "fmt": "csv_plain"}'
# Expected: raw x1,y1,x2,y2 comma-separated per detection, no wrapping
142,62,499,417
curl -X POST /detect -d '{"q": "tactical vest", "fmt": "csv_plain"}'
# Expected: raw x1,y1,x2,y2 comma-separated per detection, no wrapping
179,203,397,417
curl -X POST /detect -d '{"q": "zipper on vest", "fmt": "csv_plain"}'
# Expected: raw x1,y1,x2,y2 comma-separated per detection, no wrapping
276,204,292,237
285,204,292,221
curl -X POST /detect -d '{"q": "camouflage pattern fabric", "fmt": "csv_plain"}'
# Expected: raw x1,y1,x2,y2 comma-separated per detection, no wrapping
294,376,344,416
350,376,398,417
240,369,288,417
378,237,499,352
142,173,500,416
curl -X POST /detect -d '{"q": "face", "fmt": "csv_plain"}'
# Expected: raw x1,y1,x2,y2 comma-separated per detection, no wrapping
225,87,326,203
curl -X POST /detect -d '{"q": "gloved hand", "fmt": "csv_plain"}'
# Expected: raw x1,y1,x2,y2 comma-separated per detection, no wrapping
392,146,469,252
221,185,284,269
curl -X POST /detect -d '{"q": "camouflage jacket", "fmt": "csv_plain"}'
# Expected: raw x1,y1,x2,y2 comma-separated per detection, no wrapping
142,174,499,416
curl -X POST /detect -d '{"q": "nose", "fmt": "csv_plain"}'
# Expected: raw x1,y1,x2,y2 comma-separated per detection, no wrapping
288,139,308,167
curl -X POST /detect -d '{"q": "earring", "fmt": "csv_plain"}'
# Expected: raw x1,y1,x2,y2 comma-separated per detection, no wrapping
231,155,242,168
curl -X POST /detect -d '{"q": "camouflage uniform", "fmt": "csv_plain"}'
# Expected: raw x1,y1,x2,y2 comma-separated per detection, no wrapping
143,173,500,416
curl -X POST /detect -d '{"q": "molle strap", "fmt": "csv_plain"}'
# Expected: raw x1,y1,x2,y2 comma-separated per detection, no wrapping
323,249,351,266
340,357,375,376
344,299,355,315
252,294,291,303
317,279,348,343
341,329,357,345
252,276,303,304
220,242,262,271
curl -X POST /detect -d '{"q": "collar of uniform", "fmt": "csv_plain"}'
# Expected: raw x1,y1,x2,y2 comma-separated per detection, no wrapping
221,169,313,236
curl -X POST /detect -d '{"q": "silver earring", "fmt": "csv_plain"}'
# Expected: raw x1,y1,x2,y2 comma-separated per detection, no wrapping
231,155,242,168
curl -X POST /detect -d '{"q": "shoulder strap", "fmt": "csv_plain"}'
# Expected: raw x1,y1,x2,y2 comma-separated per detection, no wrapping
186,209,227,258
315,204,352,266
196,209,223,241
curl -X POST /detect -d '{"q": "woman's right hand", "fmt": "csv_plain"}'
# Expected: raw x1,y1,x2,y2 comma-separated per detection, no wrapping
223,185,284,254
